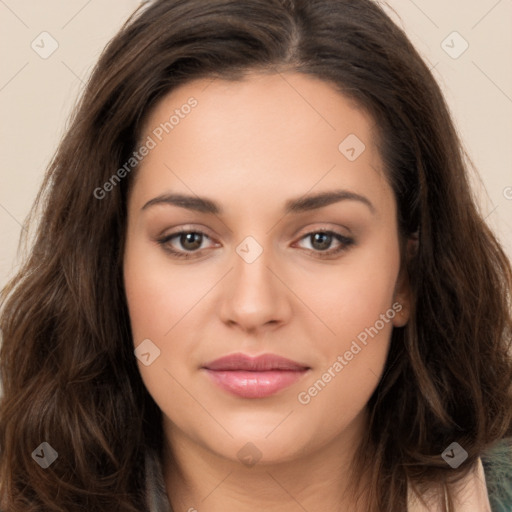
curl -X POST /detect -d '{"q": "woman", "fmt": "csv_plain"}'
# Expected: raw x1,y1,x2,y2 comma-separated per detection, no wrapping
1,0,511,510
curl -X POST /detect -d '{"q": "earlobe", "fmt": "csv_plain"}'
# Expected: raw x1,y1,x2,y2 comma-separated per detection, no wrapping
392,303,409,327
392,270,410,326
391,270,411,327
393,278,411,327
392,234,418,327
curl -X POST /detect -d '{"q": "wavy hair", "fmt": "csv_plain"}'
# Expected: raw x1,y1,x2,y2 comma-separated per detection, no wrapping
1,0,511,510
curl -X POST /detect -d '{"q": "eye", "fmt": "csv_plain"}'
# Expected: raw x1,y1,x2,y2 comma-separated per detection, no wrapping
157,228,355,260
157,230,216,259
295,230,354,258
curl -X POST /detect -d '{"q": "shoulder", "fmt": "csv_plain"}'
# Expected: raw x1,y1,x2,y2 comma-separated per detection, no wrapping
482,437,512,512
407,458,491,511
408,438,512,512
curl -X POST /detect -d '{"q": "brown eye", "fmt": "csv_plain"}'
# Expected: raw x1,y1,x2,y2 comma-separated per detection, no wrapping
295,230,355,259
157,229,216,259
310,232,333,251
179,232,203,251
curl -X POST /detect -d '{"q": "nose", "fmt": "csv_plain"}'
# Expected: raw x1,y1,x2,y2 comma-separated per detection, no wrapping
219,242,292,334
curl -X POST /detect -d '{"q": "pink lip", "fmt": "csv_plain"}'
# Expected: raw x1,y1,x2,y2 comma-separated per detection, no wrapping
202,353,310,398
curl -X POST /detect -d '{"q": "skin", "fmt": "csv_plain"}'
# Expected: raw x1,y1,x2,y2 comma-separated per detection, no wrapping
123,72,411,512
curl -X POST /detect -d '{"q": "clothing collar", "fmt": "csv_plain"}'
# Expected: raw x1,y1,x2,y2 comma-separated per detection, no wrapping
145,447,172,512
407,458,491,512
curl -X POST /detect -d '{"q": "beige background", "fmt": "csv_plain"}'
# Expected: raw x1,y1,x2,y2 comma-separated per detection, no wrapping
1,0,511,289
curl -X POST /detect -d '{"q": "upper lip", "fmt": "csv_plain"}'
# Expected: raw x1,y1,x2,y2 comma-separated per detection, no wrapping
203,353,309,371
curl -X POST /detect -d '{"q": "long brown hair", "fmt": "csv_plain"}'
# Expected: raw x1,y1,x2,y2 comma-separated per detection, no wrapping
1,0,511,510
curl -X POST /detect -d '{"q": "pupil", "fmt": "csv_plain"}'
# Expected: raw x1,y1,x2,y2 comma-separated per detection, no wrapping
312,233,331,251
181,232,202,250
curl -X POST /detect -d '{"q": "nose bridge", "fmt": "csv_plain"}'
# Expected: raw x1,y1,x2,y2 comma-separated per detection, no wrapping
219,234,290,329
232,234,276,300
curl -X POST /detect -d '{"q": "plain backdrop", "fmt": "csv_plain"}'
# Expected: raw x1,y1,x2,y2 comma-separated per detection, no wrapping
1,0,511,289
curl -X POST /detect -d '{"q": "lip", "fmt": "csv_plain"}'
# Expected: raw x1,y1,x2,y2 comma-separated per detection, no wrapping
202,353,310,399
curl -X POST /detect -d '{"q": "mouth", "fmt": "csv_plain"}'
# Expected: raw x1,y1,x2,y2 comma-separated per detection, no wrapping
202,353,310,398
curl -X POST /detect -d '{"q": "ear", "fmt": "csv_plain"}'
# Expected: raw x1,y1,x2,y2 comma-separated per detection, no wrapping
392,234,418,328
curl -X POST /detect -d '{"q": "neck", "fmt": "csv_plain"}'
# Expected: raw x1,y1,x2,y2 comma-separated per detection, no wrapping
162,410,370,512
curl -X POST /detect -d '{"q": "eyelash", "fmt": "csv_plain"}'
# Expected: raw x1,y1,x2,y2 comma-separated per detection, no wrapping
157,229,355,260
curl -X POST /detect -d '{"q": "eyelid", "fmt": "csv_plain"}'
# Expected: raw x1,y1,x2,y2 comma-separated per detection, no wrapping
156,225,219,259
157,224,355,259
292,222,353,238
292,229,354,257
159,230,216,247
158,224,217,241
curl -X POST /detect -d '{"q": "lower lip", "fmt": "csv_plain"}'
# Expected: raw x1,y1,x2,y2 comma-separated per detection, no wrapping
204,369,309,398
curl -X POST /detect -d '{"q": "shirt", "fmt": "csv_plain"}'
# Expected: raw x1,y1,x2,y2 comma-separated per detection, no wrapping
406,458,492,511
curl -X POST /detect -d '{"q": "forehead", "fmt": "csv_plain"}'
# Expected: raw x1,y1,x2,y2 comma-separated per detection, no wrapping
132,72,392,215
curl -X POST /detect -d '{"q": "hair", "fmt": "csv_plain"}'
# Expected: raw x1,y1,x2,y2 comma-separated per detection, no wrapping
1,0,511,510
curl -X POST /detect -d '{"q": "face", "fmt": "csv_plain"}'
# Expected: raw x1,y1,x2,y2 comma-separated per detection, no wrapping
123,72,410,466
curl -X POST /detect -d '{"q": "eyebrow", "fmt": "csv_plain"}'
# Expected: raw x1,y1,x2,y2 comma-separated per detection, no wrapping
141,189,376,215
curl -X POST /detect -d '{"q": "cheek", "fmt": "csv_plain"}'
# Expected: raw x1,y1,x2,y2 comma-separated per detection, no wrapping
294,277,398,434
292,228,401,409
294,230,401,350
123,235,211,344
123,237,204,421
